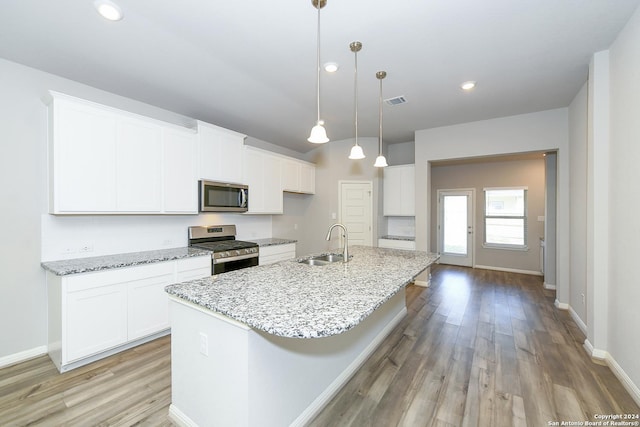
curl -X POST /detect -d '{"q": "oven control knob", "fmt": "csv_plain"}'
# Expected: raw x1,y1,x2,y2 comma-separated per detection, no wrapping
235,250,241,255
224,251,230,257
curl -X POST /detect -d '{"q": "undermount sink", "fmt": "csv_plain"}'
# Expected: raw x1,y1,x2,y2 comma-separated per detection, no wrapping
298,253,346,266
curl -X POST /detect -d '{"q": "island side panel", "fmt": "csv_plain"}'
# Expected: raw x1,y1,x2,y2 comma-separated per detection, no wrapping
249,289,407,427
169,297,251,427
168,290,407,427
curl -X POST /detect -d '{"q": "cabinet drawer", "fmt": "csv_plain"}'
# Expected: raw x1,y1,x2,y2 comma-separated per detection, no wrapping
65,262,174,293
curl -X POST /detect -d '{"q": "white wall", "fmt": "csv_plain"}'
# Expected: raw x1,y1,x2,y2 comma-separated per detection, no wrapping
544,153,557,288
0,58,274,360
430,158,546,274
414,108,570,303
273,137,383,257
387,141,415,165
606,3,640,396
568,83,588,325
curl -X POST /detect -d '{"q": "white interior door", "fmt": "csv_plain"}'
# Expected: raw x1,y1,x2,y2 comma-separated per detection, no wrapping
437,189,474,267
339,181,373,247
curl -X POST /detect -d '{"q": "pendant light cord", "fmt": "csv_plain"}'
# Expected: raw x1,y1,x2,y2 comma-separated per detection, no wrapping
315,2,321,125
354,47,359,146
378,77,383,153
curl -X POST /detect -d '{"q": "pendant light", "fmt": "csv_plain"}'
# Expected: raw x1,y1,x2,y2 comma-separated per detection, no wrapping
348,41,365,159
308,0,329,144
374,71,388,167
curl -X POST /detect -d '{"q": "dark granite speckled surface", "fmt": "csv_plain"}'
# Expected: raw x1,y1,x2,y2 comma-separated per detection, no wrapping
165,246,438,339
41,247,211,276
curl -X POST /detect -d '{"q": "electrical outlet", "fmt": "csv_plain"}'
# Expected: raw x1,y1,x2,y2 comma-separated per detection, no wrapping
581,293,586,306
294,223,298,230
162,239,173,247
199,332,208,356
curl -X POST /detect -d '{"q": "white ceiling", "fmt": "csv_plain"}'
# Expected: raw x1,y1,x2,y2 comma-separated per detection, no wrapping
1,0,638,153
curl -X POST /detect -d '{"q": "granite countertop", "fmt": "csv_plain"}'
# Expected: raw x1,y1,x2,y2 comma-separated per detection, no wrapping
250,238,297,247
379,235,416,241
165,246,438,339
41,247,211,276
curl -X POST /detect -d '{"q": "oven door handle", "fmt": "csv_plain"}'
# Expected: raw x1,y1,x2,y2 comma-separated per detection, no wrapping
214,253,259,264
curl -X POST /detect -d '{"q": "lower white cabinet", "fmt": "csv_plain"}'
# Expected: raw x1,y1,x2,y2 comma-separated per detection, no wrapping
176,256,212,282
127,263,175,341
378,238,416,250
259,243,296,265
47,256,210,372
65,281,128,363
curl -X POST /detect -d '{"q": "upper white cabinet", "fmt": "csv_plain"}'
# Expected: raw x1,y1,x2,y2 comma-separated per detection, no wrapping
243,146,283,214
197,121,246,184
47,92,198,214
163,127,198,213
282,158,315,194
383,164,415,216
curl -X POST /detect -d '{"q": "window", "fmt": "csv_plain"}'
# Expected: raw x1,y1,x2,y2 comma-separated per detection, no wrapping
483,187,527,250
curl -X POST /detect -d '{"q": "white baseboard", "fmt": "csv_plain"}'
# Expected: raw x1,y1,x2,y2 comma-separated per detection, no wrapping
605,352,640,408
169,404,198,427
568,306,587,335
544,282,556,290
413,279,429,287
474,264,543,276
582,339,640,408
554,299,569,310
0,345,47,369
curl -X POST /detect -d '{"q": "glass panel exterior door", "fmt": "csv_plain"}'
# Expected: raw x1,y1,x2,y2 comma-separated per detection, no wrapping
438,189,474,267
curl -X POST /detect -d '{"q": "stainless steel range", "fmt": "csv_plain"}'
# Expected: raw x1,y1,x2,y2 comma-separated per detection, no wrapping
188,225,259,275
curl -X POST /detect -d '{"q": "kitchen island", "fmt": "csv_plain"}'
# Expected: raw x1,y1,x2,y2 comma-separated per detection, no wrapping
165,246,438,427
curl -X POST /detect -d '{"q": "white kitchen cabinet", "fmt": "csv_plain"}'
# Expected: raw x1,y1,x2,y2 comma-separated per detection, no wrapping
378,238,416,250
47,256,210,372
65,281,128,363
197,121,246,184
282,158,315,194
259,243,296,265
383,165,415,216
176,256,211,282
47,91,198,215
49,95,118,212
163,127,198,213
116,117,163,212
243,146,283,214
127,262,176,341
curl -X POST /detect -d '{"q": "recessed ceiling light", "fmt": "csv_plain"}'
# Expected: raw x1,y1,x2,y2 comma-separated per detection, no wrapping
324,62,339,73
94,0,123,21
460,81,476,91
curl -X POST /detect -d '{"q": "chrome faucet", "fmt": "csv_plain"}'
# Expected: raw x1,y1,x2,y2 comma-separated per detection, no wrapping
326,223,349,262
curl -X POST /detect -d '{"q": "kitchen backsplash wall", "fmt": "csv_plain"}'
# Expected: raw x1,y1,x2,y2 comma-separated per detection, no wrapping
386,217,416,237
41,213,272,262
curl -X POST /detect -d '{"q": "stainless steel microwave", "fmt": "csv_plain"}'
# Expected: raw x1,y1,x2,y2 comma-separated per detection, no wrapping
199,180,248,212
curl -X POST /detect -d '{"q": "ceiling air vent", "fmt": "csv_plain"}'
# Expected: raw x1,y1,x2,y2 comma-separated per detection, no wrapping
384,95,407,106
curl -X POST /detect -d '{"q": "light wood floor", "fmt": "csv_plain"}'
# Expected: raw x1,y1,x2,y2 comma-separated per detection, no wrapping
1,265,638,426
